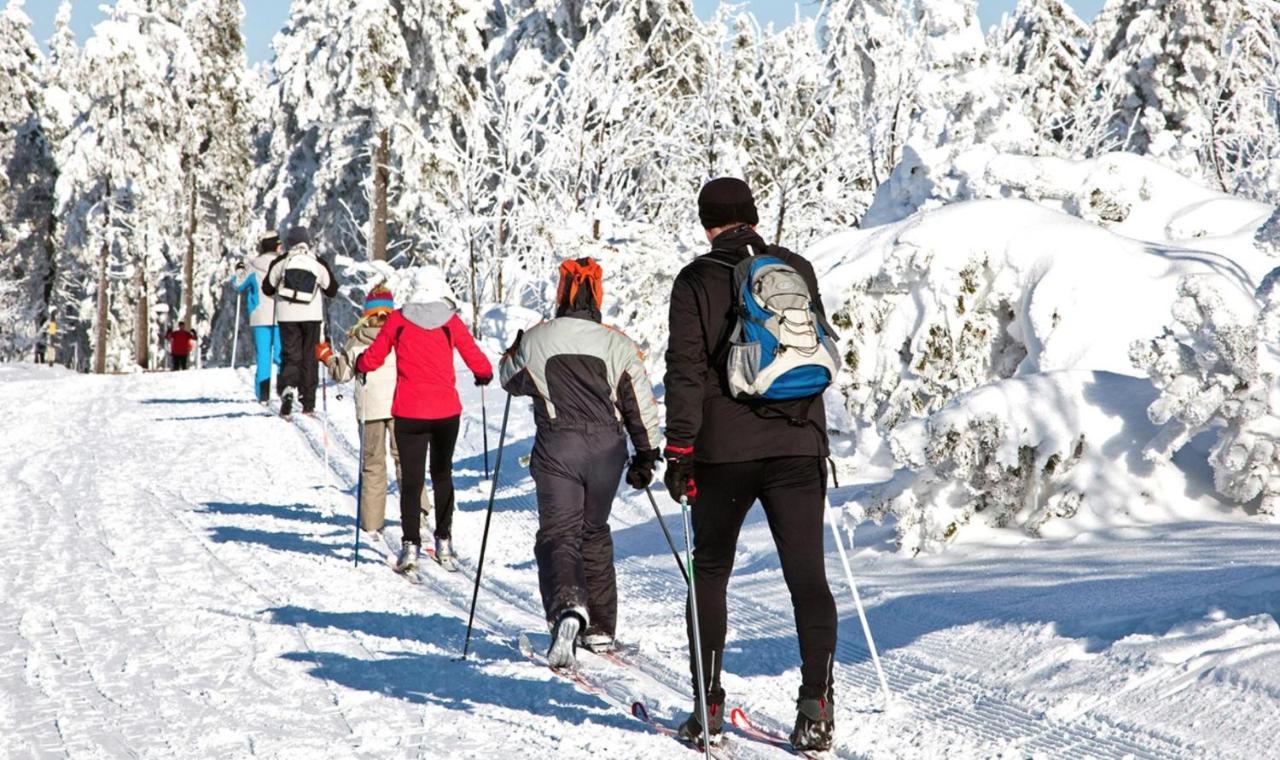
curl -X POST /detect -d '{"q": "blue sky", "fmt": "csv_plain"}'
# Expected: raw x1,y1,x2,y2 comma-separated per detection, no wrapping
28,1,1107,64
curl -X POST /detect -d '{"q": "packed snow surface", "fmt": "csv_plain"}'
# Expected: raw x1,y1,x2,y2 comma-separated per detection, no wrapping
2,363,1278,758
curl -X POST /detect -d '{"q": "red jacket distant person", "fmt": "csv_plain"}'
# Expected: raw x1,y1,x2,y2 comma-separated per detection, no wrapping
165,322,197,371
355,268,492,574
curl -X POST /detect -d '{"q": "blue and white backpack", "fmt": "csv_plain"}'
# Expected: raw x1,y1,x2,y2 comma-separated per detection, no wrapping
714,248,840,401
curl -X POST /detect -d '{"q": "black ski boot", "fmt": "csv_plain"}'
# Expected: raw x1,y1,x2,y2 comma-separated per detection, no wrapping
677,687,726,747
257,378,270,403
789,695,834,752
280,386,297,418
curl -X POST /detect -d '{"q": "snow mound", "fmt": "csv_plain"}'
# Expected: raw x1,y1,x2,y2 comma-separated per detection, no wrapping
808,198,1262,431
853,371,1224,554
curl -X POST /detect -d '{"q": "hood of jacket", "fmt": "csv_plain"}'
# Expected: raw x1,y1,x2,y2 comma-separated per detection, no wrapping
709,224,768,256
402,302,454,330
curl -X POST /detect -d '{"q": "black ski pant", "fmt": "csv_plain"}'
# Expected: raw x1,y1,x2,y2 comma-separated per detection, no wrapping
278,321,320,411
688,456,837,702
394,415,460,545
531,424,628,634
171,355,189,371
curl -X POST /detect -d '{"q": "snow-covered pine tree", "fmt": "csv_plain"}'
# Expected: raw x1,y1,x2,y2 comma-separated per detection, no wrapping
1088,0,1280,186
862,0,1036,224
991,0,1090,146
0,0,57,358
54,0,195,372
720,14,842,247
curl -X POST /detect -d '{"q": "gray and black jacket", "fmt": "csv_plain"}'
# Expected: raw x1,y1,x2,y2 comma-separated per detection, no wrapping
500,312,661,453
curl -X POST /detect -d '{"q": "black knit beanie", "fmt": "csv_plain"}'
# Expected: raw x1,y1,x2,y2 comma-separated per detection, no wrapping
698,177,758,230
258,232,280,254
285,226,311,249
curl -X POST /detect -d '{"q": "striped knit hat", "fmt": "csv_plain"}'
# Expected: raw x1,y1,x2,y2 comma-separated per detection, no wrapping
363,284,395,319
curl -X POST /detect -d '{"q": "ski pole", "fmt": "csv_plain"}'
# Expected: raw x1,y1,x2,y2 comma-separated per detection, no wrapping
231,292,241,370
354,378,366,567
826,498,892,710
643,486,689,585
461,390,512,659
481,385,490,480
682,495,712,760
320,319,332,508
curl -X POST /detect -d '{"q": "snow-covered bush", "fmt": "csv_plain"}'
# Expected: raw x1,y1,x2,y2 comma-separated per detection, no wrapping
807,196,1266,433
1131,276,1280,515
858,371,1165,554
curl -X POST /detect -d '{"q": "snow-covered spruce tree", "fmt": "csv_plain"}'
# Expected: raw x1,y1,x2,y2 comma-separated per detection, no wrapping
54,0,195,372
822,0,916,190
1208,1,1280,201
862,0,1036,224
1131,275,1280,516
1088,0,1280,187
719,15,847,248
0,0,57,358
991,0,1090,147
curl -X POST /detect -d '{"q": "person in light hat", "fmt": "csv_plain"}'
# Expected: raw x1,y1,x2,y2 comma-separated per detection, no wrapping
317,283,427,538
356,267,493,573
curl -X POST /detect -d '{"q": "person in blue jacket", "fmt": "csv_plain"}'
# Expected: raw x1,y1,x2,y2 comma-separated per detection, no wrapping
233,233,283,402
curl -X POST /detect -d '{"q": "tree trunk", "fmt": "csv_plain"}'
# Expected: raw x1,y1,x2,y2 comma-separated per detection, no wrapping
774,190,788,245
94,180,112,375
469,234,480,338
183,172,197,325
135,262,149,369
495,202,507,303
371,128,389,261
94,240,109,375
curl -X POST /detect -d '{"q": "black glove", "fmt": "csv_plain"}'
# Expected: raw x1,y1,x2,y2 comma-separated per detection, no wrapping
625,448,661,490
663,445,697,505
475,374,493,387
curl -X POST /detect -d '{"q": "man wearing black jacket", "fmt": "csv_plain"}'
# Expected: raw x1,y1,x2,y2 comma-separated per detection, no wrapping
663,178,837,752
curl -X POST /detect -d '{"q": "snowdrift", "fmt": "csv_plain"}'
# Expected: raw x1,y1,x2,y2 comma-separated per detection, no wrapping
812,153,1279,551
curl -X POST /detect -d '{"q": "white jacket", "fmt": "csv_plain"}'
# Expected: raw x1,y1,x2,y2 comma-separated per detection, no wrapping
233,253,278,327
324,323,395,421
264,244,336,323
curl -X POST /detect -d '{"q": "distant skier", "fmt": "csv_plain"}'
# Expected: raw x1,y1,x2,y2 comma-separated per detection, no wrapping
663,178,838,751
233,232,283,402
315,283,428,537
165,322,198,371
500,258,661,670
262,226,337,417
355,269,492,573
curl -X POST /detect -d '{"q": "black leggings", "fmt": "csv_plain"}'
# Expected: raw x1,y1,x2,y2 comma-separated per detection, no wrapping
394,415,460,544
689,456,837,701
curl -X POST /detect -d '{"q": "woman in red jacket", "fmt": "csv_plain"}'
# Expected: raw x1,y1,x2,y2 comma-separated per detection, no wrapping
356,274,493,572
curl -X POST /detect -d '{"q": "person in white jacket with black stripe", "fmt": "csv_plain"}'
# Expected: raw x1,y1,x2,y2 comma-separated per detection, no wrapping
262,226,337,417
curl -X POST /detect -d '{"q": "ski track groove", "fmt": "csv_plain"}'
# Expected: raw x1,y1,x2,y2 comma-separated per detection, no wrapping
293,372,1208,759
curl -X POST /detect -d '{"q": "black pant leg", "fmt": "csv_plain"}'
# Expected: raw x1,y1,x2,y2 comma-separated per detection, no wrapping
300,321,320,411
532,453,588,625
759,456,837,701
688,460,760,696
581,430,628,636
394,417,430,545
426,416,460,539
277,322,303,398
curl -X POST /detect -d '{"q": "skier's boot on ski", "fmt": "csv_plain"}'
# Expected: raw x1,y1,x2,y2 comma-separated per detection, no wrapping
577,625,615,654
677,687,726,747
433,536,459,572
280,386,297,418
394,540,420,573
546,607,586,671
257,379,270,404
789,695,835,752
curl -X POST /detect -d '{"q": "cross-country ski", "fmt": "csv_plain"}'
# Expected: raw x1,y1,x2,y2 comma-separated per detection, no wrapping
4,0,1280,758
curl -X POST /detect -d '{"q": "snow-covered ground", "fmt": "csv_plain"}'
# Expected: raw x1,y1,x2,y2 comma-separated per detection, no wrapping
2,362,1278,759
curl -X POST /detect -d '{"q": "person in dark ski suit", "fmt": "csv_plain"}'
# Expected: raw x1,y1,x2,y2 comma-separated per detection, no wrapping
262,226,337,416
500,258,662,667
663,178,838,751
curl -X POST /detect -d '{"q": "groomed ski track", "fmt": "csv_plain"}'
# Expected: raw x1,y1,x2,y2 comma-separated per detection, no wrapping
3,363,1278,758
